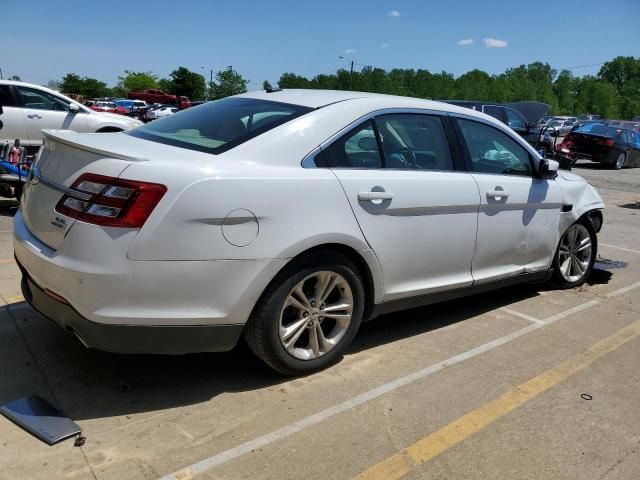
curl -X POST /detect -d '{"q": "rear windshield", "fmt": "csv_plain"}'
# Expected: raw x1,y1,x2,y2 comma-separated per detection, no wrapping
127,97,312,154
574,123,620,138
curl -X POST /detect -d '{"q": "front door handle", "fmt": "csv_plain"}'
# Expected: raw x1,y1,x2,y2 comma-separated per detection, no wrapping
486,190,509,199
27,114,42,119
358,191,394,201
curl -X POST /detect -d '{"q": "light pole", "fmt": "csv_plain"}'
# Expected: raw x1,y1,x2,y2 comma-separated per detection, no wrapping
201,67,213,100
338,56,354,91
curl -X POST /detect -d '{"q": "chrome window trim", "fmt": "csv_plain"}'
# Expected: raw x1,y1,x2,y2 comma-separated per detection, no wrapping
301,107,453,168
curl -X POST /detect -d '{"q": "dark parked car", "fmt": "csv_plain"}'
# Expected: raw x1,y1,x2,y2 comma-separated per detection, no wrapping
442,100,550,147
555,122,640,169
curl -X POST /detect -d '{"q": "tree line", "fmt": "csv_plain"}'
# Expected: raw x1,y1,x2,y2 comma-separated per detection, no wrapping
50,56,638,119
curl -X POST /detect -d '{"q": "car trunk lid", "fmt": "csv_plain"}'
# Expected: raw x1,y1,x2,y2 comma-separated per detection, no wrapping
20,130,150,249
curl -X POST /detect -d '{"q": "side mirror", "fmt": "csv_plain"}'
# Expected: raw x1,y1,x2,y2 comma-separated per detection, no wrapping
539,158,559,179
69,103,80,113
358,137,378,151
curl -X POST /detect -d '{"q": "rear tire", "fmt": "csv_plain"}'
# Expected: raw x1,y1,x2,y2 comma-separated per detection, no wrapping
244,251,365,375
550,219,597,289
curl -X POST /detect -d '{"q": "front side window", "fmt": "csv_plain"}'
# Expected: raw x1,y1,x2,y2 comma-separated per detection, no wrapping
15,86,70,111
505,108,527,130
375,114,454,170
457,119,532,177
127,97,312,155
322,121,382,168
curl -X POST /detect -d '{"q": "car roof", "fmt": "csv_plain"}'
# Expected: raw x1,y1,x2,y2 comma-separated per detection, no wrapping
0,79,83,105
236,88,482,115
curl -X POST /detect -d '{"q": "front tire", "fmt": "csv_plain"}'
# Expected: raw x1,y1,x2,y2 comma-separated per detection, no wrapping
244,251,365,375
551,219,597,289
613,152,626,170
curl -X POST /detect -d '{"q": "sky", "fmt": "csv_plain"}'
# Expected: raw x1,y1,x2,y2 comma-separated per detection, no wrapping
1,0,639,90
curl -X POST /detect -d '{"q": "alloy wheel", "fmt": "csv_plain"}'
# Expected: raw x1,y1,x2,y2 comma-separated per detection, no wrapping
615,153,625,169
279,271,353,360
558,224,593,283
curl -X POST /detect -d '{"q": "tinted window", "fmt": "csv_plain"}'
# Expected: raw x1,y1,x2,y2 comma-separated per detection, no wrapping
505,108,527,130
457,119,532,177
322,121,382,169
574,123,619,138
0,85,18,107
15,86,70,111
483,106,504,122
127,97,312,155
375,114,453,170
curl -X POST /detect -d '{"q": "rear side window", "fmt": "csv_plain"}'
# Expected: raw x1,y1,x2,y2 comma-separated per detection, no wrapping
375,114,453,170
457,119,532,177
321,121,383,169
482,105,505,123
127,97,312,155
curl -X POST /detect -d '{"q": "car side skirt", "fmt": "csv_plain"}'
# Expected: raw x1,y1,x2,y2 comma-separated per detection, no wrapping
368,270,550,321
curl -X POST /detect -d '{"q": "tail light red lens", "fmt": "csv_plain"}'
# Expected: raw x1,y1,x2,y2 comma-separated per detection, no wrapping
55,173,166,228
596,138,615,147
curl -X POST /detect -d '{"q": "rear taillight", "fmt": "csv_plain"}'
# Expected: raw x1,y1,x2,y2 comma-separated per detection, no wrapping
55,173,166,228
596,138,615,147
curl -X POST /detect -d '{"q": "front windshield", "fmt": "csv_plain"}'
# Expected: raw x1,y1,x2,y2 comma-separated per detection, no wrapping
127,97,312,154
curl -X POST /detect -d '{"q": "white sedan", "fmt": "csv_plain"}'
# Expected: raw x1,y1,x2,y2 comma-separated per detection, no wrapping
0,80,143,151
145,105,179,120
13,90,604,374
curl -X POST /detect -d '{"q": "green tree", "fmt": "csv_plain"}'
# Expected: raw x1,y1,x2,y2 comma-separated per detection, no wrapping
456,69,492,100
278,72,310,89
165,67,206,100
59,73,110,98
8,75,21,81
116,71,159,94
263,80,273,91
209,68,248,99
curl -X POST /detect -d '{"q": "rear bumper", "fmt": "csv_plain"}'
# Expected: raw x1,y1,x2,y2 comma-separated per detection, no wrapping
20,270,244,354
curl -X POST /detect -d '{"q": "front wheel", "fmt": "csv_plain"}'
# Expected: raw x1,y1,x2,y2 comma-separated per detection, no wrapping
551,220,597,289
244,252,365,375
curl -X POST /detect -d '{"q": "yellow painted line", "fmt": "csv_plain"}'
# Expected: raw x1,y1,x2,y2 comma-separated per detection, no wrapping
354,319,640,480
0,258,16,265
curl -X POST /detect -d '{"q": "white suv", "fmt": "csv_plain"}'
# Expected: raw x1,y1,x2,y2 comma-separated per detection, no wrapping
0,80,142,152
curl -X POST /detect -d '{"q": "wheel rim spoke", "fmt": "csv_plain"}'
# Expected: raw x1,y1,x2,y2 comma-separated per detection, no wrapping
279,270,354,361
281,318,308,343
558,224,592,283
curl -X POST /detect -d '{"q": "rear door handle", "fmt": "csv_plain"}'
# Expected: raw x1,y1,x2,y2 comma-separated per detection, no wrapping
486,190,509,199
27,114,42,119
358,191,394,201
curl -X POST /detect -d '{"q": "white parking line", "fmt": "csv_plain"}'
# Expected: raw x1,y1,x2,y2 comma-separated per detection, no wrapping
158,281,640,480
607,280,640,298
499,307,544,324
600,243,640,255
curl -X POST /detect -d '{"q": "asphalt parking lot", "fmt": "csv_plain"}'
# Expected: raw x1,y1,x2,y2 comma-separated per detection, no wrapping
0,161,639,480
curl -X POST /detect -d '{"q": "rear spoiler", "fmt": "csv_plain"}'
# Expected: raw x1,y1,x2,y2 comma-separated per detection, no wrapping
42,130,149,162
